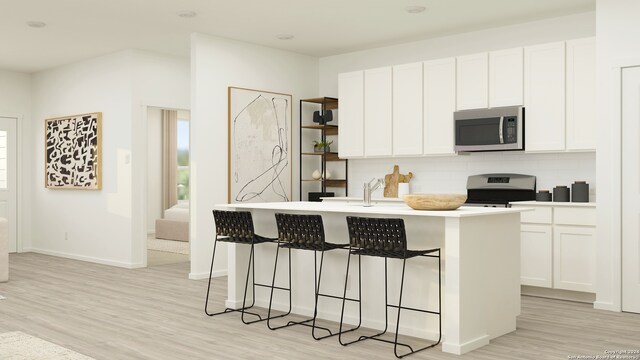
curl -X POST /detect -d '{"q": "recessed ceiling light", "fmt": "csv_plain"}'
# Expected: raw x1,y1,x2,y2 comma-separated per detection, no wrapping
405,5,426,14
177,11,197,18
276,34,295,40
26,21,47,28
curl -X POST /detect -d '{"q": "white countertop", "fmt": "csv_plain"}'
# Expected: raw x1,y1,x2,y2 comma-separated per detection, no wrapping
321,196,404,202
510,200,596,208
217,201,529,218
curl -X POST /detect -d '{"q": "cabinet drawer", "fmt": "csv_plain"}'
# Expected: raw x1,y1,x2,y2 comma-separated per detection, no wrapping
520,207,552,224
554,207,596,226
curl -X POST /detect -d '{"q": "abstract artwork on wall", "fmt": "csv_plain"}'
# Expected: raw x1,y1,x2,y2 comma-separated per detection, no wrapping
45,112,102,190
228,87,292,203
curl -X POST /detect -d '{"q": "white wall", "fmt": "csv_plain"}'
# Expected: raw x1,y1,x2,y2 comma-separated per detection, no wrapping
190,33,318,279
594,0,640,311
146,107,162,233
30,50,189,268
318,11,597,198
0,69,32,251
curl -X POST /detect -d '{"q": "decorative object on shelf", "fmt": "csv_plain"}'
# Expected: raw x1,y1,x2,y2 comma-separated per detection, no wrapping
228,87,292,203
45,112,102,190
311,169,322,180
571,181,589,202
313,140,333,153
308,191,334,202
383,165,414,198
553,186,570,202
536,190,552,202
312,110,333,125
321,170,331,180
403,194,467,210
397,183,411,198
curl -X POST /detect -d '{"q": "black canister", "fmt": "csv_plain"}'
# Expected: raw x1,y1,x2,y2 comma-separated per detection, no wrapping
536,190,552,202
553,186,570,202
571,181,589,202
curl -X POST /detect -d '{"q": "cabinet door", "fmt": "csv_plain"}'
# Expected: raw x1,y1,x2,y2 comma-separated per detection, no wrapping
520,224,553,287
524,42,566,152
338,71,364,157
489,48,523,107
364,67,392,156
423,58,456,155
566,37,596,151
553,225,596,292
456,53,488,110
393,63,423,156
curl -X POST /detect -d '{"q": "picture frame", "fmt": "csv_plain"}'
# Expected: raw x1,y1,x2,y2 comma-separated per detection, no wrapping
228,87,292,203
44,112,102,190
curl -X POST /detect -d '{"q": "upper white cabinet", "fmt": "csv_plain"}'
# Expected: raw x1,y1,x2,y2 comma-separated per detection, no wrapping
456,53,489,110
424,58,456,155
566,37,596,151
364,67,393,157
489,48,524,107
393,63,423,156
338,71,364,158
524,42,566,152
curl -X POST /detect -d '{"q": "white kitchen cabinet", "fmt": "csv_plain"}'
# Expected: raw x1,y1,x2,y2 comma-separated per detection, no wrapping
489,48,523,107
566,37,596,151
553,225,596,292
512,202,596,294
524,42,566,152
456,53,488,110
338,71,364,158
423,58,456,155
364,67,393,157
520,224,553,287
393,63,423,156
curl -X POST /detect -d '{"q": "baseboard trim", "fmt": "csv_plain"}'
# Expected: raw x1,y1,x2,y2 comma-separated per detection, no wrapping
593,300,621,312
442,335,490,355
24,248,141,269
189,269,226,280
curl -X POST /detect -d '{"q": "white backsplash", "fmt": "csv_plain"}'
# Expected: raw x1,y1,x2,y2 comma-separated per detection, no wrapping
348,152,597,201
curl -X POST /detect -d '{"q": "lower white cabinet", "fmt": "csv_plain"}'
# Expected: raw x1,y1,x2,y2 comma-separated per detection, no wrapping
553,225,596,292
520,224,553,287
512,203,596,293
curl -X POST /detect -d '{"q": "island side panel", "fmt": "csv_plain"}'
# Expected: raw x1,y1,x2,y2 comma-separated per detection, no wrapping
441,213,520,355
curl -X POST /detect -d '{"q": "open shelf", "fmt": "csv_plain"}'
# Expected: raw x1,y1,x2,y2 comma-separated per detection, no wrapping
300,97,347,200
301,152,344,161
301,124,339,136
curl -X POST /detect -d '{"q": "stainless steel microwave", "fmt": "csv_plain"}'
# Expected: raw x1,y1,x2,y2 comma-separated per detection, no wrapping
454,106,524,152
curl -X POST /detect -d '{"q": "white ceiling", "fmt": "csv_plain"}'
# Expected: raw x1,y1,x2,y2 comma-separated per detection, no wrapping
0,0,595,73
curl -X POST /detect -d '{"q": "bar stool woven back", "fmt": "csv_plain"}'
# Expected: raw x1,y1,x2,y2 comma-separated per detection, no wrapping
275,213,325,248
347,217,407,253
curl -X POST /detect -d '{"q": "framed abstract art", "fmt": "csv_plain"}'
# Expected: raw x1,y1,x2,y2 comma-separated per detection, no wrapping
228,87,292,203
45,112,102,190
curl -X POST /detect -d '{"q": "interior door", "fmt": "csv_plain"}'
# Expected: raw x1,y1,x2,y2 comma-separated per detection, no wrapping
0,117,17,253
622,66,640,313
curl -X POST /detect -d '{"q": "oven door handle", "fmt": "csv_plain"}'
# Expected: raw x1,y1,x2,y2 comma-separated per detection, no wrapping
499,116,504,144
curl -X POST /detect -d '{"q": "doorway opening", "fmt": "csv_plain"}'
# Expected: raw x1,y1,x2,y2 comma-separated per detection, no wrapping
146,107,190,267
0,117,17,253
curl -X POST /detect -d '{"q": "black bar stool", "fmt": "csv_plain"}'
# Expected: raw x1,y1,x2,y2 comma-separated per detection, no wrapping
267,213,362,340
205,210,291,324
339,216,442,358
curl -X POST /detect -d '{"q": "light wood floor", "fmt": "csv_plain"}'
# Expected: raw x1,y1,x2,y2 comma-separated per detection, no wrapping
1,253,639,360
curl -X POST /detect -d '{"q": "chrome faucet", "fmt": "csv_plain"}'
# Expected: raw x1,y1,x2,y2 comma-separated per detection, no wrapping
363,178,384,207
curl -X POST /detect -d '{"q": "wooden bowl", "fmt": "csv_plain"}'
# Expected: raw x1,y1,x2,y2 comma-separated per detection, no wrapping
403,194,467,210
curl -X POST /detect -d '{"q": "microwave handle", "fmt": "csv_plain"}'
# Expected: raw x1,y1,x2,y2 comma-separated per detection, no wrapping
498,116,504,144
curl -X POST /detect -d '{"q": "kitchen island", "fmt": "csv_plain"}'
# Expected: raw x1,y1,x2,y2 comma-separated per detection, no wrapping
214,201,527,355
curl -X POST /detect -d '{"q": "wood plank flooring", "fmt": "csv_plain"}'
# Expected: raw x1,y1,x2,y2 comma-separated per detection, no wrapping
1,253,639,360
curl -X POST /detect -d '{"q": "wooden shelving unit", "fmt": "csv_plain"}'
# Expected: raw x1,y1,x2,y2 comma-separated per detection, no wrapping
300,97,348,201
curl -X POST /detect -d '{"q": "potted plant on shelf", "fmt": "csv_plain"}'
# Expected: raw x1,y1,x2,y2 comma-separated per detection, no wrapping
313,140,333,153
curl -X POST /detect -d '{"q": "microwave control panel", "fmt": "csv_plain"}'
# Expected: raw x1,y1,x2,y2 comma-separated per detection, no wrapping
504,116,517,143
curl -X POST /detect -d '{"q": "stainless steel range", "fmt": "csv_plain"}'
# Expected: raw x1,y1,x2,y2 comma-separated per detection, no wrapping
465,173,536,208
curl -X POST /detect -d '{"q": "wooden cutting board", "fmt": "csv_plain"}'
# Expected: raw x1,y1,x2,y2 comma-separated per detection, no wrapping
384,165,413,198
